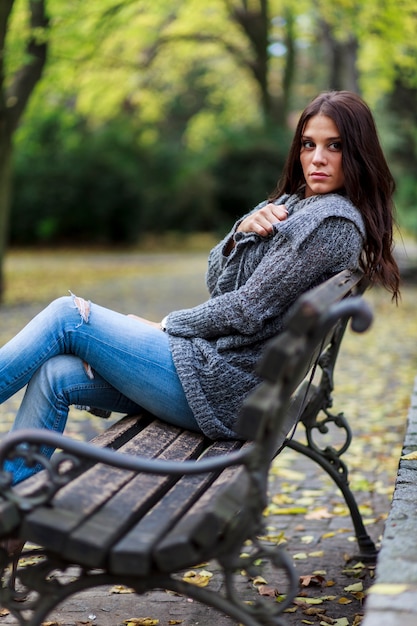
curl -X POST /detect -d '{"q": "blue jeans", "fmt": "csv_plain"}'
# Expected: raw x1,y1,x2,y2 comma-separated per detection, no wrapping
0,295,199,483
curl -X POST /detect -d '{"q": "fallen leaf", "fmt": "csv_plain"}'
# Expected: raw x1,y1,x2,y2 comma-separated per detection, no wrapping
305,507,333,520
258,585,278,597
257,531,287,544
111,585,135,594
252,575,268,586
338,596,353,604
301,535,315,544
294,597,324,605
168,621,183,625
265,505,308,515
299,574,325,587
352,591,366,602
182,570,213,587
401,451,417,460
303,607,326,615
344,582,363,592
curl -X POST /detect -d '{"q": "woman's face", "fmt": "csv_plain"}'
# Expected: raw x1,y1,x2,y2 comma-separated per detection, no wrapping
300,114,345,198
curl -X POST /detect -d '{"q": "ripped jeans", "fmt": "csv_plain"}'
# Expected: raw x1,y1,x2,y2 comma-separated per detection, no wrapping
0,295,199,484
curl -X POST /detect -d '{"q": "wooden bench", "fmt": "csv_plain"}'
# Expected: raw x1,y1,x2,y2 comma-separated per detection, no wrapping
0,269,374,626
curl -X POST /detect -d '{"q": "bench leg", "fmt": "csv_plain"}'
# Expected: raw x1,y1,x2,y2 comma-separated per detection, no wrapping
286,438,377,561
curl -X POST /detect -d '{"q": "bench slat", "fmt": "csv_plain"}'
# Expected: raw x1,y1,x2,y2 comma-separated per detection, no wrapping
110,439,242,575
152,453,252,571
21,420,184,551
62,430,207,567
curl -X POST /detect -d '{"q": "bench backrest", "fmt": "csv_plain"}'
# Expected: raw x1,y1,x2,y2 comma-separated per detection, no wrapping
234,269,371,462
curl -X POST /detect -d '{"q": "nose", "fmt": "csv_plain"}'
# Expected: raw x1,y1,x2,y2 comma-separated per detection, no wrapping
312,146,327,165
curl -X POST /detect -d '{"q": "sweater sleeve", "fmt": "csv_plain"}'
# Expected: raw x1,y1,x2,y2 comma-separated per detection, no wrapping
164,217,363,338
205,201,268,294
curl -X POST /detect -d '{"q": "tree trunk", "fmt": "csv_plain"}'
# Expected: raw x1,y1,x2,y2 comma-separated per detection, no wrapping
230,0,272,124
0,0,49,303
320,20,359,93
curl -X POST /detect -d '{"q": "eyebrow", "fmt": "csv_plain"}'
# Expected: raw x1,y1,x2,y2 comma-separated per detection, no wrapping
302,134,342,141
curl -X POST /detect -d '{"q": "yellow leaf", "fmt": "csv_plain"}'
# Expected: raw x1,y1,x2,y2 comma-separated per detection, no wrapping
309,551,324,557
301,535,315,544
252,575,268,586
344,581,363,592
264,505,308,515
401,451,417,460
168,621,183,625
338,596,353,604
182,570,213,588
294,597,323,605
257,532,287,544
111,585,134,594
293,552,308,560
271,493,295,504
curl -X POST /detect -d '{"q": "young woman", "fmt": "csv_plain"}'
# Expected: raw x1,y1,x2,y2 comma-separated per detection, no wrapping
1,90,400,486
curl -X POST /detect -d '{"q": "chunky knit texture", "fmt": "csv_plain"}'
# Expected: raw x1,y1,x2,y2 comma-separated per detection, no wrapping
166,192,366,440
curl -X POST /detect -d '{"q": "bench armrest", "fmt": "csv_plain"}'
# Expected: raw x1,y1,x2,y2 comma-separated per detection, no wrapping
0,431,254,510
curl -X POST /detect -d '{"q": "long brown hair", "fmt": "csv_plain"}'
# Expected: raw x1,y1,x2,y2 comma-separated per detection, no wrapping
271,90,400,301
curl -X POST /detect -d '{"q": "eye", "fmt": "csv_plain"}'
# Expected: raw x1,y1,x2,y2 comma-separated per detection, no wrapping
301,139,315,149
329,141,342,151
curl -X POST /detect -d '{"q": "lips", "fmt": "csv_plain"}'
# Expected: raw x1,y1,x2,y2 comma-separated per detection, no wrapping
310,172,329,179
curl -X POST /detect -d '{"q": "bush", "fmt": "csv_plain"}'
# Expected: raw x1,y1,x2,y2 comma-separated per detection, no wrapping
11,108,291,245
12,112,146,245
210,127,292,228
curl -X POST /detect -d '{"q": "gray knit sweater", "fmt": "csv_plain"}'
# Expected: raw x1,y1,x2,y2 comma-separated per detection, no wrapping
166,192,366,440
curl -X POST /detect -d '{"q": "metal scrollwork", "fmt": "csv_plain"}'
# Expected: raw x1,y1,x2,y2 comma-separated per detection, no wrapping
304,408,352,474
217,538,298,626
0,540,298,626
0,443,80,511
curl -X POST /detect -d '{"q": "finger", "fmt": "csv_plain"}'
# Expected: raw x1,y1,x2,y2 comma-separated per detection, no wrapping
265,203,288,221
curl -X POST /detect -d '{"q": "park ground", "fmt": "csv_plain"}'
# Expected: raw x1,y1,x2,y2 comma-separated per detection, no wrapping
0,244,416,625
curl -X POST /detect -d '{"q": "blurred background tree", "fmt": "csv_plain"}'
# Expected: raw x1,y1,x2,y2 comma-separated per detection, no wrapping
1,0,417,300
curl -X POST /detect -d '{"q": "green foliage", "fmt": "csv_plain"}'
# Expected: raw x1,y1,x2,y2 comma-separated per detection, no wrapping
12,109,146,244
6,0,417,248
11,106,289,245
211,126,292,226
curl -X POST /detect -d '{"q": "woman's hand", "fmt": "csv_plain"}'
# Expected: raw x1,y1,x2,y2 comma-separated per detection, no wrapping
237,203,288,236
